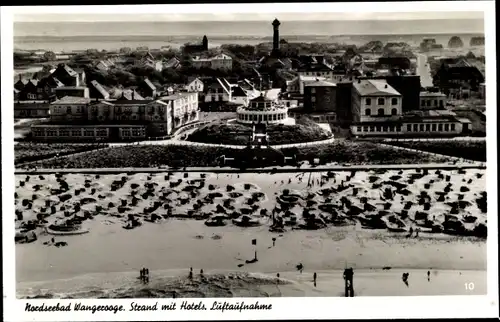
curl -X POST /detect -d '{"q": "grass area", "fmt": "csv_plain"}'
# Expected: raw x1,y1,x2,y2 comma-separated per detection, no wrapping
187,116,331,145
15,142,109,165
198,112,237,122
282,141,452,165
30,145,231,169
383,140,486,162
30,141,453,169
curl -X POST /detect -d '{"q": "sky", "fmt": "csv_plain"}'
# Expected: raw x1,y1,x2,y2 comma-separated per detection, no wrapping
14,11,485,22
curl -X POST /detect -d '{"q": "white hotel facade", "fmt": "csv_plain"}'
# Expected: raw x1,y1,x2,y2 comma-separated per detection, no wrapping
31,92,200,141
350,79,466,137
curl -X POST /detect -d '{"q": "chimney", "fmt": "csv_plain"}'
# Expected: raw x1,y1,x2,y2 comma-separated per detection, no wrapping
132,91,135,100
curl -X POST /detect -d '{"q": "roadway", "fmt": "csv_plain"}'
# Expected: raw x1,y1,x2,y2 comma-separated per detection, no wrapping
416,53,434,88
14,162,486,175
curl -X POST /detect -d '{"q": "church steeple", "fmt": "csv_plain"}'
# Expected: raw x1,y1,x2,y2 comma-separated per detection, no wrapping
202,35,208,51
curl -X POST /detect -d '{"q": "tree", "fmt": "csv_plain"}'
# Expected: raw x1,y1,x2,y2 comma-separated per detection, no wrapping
43,51,56,62
120,47,132,55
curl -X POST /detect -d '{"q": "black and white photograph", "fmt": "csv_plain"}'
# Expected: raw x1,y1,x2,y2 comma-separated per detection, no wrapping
2,2,498,320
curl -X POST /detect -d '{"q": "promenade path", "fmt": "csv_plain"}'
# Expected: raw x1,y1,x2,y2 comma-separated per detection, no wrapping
15,162,486,175
383,137,485,142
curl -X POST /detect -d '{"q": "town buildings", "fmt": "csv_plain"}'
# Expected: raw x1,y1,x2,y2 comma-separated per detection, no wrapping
350,79,469,137
183,36,209,54
192,54,233,70
434,58,485,98
31,92,199,141
419,92,447,109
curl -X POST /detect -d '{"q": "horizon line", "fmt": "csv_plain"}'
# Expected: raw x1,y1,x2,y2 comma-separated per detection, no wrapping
15,17,485,23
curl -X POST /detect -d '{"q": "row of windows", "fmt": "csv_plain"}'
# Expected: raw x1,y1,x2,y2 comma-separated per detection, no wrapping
406,123,456,132
366,98,398,106
365,108,399,116
356,123,457,133
121,129,145,137
238,113,287,122
16,110,48,116
420,99,445,107
357,125,403,133
34,128,111,137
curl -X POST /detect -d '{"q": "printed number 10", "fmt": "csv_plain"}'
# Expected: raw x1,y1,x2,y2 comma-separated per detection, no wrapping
465,282,475,290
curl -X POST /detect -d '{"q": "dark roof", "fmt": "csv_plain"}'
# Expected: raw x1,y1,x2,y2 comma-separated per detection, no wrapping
232,86,247,97
107,99,154,105
250,94,274,102
298,63,333,72
90,80,110,98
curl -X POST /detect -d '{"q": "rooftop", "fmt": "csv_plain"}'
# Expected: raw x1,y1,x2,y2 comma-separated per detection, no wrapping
52,96,92,105
160,92,196,101
304,80,337,87
420,91,447,97
353,79,401,96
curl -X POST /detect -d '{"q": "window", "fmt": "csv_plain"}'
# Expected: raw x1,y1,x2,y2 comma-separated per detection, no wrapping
451,124,456,131
389,126,394,132
370,126,375,132
363,126,369,132
377,108,384,116
413,124,418,132
407,124,411,132
365,109,371,116
383,126,388,132
426,124,431,131
439,100,444,108
432,124,437,131
444,124,450,131
434,100,438,106
391,108,398,116
391,98,398,105
66,107,71,114
438,124,443,131
365,98,371,105
72,130,81,136
357,126,362,132
396,125,402,132
420,124,425,131
376,126,382,132
377,98,385,105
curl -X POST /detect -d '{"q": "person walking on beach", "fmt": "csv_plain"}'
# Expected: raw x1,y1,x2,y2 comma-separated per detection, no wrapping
272,237,276,247
200,269,204,278
415,227,420,238
427,270,430,282
145,268,150,284
313,272,317,287
407,226,413,238
189,267,193,280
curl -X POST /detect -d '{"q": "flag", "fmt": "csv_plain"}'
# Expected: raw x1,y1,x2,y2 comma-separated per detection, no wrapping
251,239,257,245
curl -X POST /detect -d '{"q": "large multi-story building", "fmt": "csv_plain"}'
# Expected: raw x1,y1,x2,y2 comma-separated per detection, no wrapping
350,79,468,137
351,79,403,123
31,92,199,141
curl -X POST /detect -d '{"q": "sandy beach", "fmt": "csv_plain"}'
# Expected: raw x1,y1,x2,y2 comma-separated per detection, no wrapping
15,170,487,298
